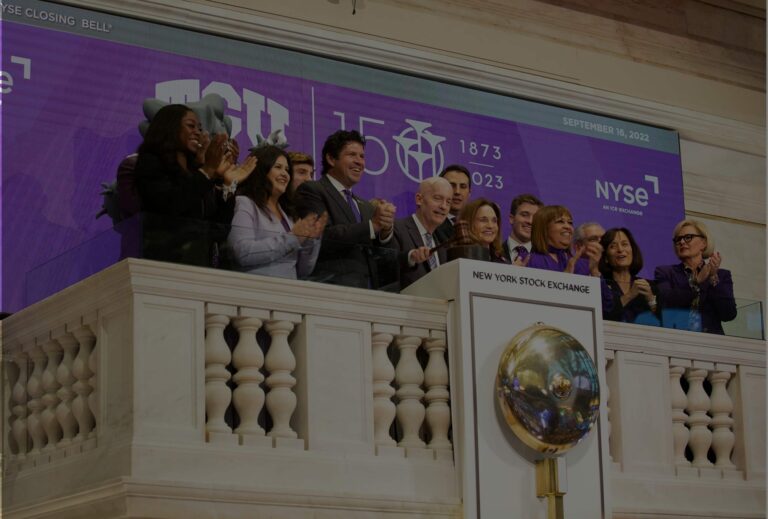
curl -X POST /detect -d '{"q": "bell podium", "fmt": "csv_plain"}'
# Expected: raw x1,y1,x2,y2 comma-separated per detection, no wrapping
403,258,612,519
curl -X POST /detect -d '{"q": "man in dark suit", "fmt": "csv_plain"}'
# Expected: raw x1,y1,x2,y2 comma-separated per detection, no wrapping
502,193,543,264
434,164,472,243
296,130,397,289
394,176,453,290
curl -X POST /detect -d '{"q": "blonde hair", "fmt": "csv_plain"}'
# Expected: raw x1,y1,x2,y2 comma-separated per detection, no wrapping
531,205,573,253
672,219,714,258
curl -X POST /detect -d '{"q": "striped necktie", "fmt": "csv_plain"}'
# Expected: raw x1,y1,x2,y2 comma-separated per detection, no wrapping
424,232,438,270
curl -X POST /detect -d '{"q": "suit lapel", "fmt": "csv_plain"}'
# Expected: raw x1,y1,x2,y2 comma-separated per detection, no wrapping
320,175,357,223
408,216,446,272
405,217,424,252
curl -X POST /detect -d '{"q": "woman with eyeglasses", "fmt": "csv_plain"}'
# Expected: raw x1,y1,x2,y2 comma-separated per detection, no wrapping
599,227,660,325
654,219,736,334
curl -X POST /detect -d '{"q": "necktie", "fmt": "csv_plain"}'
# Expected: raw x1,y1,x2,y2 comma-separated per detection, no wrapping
343,189,362,223
424,232,438,270
514,245,529,261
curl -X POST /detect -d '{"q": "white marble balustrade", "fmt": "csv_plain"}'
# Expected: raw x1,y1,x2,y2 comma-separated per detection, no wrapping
1,259,457,519
604,321,765,519
0,260,763,519
4,319,98,472
370,325,452,460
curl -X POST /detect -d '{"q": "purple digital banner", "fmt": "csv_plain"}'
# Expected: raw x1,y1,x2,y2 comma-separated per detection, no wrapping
2,21,684,311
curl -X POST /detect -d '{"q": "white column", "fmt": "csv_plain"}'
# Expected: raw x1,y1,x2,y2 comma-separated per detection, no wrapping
709,366,737,470
71,326,96,441
55,333,79,447
424,335,451,452
264,320,298,439
232,316,266,438
41,338,63,453
371,331,396,448
26,343,47,455
395,335,426,449
205,314,232,437
11,351,29,459
669,362,690,466
685,367,713,468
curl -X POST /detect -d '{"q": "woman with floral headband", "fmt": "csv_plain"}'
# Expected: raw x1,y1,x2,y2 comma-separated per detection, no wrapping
134,104,256,265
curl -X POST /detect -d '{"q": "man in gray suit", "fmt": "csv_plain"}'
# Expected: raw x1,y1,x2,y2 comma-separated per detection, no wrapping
394,176,453,290
296,130,397,289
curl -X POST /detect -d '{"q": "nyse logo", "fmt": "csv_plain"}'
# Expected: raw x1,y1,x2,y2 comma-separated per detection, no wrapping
392,119,446,183
155,79,289,145
595,175,659,207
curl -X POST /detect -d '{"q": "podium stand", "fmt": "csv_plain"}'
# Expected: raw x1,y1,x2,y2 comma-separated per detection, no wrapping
403,259,611,519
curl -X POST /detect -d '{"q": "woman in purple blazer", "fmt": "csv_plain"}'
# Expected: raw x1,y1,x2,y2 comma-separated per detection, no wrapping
527,205,612,313
654,219,736,334
527,205,601,276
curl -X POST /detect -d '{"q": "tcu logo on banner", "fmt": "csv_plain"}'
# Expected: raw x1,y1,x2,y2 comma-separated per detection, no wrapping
393,119,446,183
155,79,289,145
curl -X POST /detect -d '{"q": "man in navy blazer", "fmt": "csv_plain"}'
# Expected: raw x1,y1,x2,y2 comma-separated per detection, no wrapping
394,176,453,290
296,130,397,289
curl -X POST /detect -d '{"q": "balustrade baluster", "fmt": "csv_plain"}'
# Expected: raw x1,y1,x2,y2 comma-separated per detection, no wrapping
685,367,713,468
205,314,232,438
395,335,426,450
604,355,614,463
72,326,96,441
372,332,396,448
26,344,47,455
87,325,98,440
55,333,79,447
232,316,266,438
424,335,451,452
11,351,29,459
709,368,737,470
669,364,690,466
41,339,62,453
264,320,298,439
6,357,20,456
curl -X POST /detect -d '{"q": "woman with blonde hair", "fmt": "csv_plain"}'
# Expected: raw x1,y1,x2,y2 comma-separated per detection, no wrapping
654,219,736,334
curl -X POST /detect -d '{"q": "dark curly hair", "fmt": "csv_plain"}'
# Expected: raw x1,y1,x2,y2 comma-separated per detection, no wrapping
137,104,197,170
599,227,644,278
237,145,296,217
321,130,366,175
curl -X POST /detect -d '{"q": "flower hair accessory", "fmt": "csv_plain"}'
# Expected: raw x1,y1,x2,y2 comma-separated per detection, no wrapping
250,129,289,151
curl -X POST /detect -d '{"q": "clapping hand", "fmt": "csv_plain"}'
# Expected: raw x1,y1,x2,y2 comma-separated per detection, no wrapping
292,212,328,244
221,155,257,186
202,134,230,178
630,278,654,303
696,251,721,286
372,199,396,237
566,244,585,274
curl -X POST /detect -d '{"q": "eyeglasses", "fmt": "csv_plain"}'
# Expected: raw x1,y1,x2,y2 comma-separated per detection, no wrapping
672,233,704,245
